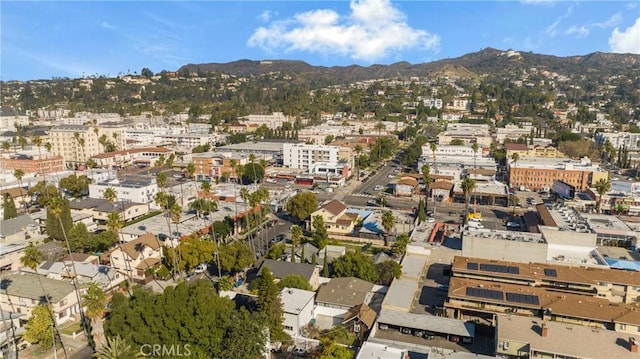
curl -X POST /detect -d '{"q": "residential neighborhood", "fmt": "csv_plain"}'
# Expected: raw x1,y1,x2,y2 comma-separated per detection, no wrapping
0,23,639,359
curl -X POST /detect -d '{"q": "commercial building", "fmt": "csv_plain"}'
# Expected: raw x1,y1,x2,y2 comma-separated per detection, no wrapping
509,157,607,191
283,143,341,170
505,143,566,160
0,155,64,175
90,147,173,168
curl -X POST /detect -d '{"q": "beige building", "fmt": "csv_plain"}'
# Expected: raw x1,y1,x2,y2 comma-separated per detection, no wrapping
108,233,163,282
0,273,85,325
505,143,566,160
310,200,359,235
48,125,126,168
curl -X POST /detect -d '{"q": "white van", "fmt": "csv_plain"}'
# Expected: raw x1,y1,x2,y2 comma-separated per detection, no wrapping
467,221,484,229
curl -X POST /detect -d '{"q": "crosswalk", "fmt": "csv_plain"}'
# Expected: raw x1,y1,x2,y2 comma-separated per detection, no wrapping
348,193,377,199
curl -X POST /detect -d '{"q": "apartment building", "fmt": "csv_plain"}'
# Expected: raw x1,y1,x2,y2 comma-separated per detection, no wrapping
190,152,247,181
0,273,84,325
48,125,126,167
283,143,340,170
0,108,29,131
0,155,64,174
437,124,492,147
240,112,291,129
89,177,158,206
494,124,534,143
505,143,566,160
596,132,640,152
509,157,607,191
90,147,173,168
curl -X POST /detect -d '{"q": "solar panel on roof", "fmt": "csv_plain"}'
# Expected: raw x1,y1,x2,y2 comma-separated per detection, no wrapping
466,287,504,301
544,269,557,277
480,263,519,274
466,262,479,270
506,292,540,305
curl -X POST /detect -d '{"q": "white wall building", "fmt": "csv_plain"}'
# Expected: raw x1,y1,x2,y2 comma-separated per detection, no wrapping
281,287,315,337
89,177,159,206
595,132,640,152
283,143,340,170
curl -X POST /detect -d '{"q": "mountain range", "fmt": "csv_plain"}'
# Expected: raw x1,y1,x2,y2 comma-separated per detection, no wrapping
179,48,640,84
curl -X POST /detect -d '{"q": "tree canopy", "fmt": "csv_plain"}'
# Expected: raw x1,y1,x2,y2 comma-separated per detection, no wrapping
59,174,91,198
278,274,312,291
105,282,266,359
332,251,378,282
285,192,318,221
2,194,17,220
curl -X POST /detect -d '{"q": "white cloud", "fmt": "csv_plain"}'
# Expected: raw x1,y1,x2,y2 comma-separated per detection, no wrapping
609,17,640,54
545,6,573,37
247,0,439,62
565,25,589,38
258,10,276,22
98,21,115,30
563,12,621,39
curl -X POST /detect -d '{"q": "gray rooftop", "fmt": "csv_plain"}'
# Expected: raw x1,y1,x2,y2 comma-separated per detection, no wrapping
0,273,80,303
378,309,475,338
382,278,419,311
316,277,374,307
69,198,109,210
280,287,315,315
496,314,640,359
0,214,38,237
258,259,316,282
217,141,287,153
401,254,427,280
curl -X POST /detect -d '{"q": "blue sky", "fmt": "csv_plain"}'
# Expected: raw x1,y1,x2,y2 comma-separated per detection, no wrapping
2,1,639,81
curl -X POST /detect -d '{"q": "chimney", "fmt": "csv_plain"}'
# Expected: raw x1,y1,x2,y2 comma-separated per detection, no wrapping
630,337,639,353
541,323,548,337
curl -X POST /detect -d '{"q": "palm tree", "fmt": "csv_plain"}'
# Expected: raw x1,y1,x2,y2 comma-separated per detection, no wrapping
98,134,109,153
103,187,117,204
94,335,143,359
239,187,250,234
421,164,433,213
49,197,92,349
381,210,395,246
21,244,69,358
106,212,124,237
82,282,106,349
510,152,520,189
290,225,303,263
375,121,385,136
229,159,238,182
1,141,10,154
236,164,245,185
430,142,437,165
354,145,363,180
594,178,611,214
471,142,479,206
13,169,25,213
44,142,52,157
461,177,476,224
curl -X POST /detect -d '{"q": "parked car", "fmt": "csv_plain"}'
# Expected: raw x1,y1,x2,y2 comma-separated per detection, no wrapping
367,199,378,206
193,263,208,274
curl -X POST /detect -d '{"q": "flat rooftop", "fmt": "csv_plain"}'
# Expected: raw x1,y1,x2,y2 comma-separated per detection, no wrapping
378,309,475,338
401,254,428,280
452,255,640,287
514,157,602,171
448,277,640,326
453,181,507,196
217,141,288,153
382,278,419,312
96,176,155,188
462,228,545,244
497,314,640,359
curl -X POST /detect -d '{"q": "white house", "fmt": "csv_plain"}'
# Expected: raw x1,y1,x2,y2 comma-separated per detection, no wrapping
280,287,315,338
108,233,163,282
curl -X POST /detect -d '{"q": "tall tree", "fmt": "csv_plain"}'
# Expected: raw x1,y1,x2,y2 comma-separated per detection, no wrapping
421,164,433,213
13,168,26,212
3,194,17,220
312,215,329,249
285,192,318,222
461,177,476,223
83,282,107,349
332,251,378,282
594,178,611,214
254,268,288,341
381,210,395,246
290,225,303,263
21,244,68,357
